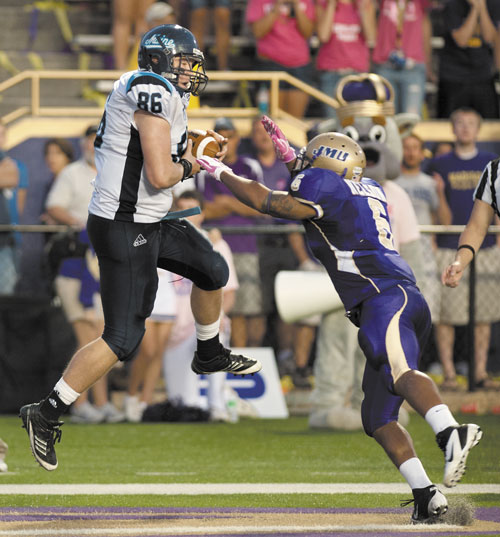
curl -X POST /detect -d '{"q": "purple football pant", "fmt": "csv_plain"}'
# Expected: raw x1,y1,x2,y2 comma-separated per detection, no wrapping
357,283,431,436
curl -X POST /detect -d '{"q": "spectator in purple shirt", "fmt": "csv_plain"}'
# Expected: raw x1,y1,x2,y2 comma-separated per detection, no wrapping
427,107,500,391
196,118,266,347
245,117,319,388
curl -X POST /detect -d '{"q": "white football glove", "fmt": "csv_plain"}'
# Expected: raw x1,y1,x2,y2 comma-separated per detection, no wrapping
196,156,231,181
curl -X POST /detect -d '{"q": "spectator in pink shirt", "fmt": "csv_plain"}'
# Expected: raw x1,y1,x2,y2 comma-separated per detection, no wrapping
246,0,315,118
315,0,377,117
372,0,434,116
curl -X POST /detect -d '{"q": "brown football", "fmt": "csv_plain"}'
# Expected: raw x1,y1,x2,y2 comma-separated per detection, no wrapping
188,129,222,158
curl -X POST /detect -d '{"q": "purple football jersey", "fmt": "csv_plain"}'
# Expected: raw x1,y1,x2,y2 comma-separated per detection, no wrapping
290,167,416,310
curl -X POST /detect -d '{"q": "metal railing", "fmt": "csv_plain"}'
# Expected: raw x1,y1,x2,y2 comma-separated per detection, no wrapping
2,223,500,234
0,69,339,127
2,70,500,146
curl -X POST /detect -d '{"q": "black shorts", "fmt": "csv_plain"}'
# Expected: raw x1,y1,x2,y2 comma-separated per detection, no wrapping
87,214,228,361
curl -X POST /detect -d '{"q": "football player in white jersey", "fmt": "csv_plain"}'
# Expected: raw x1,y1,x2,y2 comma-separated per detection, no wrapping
20,24,261,472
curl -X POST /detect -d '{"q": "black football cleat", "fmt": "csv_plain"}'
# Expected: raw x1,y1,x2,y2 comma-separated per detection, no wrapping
401,484,448,524
191,347,262,375
20,403,63,471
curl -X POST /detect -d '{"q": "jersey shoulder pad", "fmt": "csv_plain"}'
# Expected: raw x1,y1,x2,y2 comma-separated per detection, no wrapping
125,71,174,95
289,168,322,203
123,71,175,119
291,167,348,201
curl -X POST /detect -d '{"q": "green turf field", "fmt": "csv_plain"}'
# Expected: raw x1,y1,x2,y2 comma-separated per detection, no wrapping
0,414,498,509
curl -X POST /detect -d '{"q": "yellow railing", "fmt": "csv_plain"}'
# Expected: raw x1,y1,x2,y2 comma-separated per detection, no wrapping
0,69,339,126
2,70,500,144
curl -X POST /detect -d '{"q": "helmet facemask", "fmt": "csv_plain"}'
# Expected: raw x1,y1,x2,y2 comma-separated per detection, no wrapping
166,52,208,96
145,51,208,96
291,147,312,178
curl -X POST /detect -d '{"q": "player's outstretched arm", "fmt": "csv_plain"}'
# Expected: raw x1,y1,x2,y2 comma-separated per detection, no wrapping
442,199,494,287
196,156,316,221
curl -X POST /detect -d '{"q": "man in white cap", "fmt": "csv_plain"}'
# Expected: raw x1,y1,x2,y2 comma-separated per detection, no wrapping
145,2,176,27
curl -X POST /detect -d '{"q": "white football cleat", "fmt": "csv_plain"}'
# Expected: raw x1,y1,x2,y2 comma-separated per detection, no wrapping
436,424,482,487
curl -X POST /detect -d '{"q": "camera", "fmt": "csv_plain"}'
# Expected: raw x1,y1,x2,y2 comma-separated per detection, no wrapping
281,1,295,17
388,50,406,70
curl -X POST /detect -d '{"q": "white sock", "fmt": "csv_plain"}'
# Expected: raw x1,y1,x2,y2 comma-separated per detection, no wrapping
195,319,220,340
399,457,432,490
425,404,459,435
54,377,80,405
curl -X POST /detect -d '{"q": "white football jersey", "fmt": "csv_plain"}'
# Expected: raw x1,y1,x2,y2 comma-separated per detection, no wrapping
89,70,189,223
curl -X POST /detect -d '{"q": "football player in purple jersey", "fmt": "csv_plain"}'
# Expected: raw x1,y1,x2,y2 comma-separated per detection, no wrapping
196,116,483,524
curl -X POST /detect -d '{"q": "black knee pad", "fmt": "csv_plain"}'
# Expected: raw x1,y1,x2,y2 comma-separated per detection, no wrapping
208,252,230,289
103,326,145,362
191,250,229,291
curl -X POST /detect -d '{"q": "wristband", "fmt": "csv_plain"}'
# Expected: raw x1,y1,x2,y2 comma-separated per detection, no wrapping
265,190,274,213
213,165,228,181
457,244,475,258
180,158,193,181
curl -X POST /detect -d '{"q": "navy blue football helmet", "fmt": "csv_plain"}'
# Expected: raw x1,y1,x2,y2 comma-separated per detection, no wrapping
138,24,208,96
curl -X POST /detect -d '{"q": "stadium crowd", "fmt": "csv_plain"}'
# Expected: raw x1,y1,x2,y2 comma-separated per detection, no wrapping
105,0,500,120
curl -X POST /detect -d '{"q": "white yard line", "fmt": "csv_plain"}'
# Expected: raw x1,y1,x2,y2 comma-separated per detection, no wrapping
0,483,498,495
0,523,467,536
135,472,197,476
